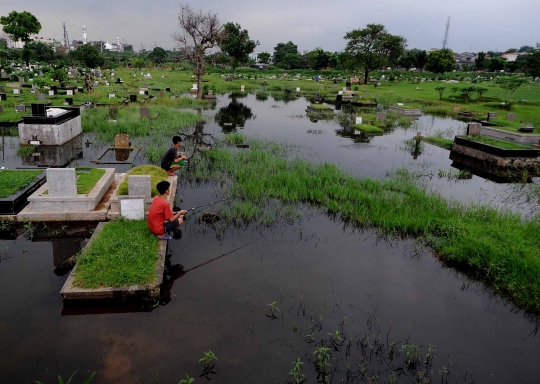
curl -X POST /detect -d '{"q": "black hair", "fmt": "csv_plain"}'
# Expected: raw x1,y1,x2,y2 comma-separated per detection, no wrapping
172,135,182,144
156,180,171,195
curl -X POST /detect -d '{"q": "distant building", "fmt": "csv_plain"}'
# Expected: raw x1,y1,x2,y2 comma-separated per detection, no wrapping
455,52,478,67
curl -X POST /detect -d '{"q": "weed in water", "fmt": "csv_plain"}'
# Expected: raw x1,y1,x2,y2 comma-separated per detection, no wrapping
178,373,195,384
289,358,306,384
35,371,95,384
266,301,281,318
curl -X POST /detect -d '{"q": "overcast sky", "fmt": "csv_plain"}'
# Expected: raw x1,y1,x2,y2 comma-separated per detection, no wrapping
1,0,538,53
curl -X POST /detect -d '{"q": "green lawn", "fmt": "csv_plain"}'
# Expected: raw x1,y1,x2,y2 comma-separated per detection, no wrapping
354,123,383,134
0,170,42,198
466,135,534,149
424,136,454,150
117,165,169,197
73,219,159,288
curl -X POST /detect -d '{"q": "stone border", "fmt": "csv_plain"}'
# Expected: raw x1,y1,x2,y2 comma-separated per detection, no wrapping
60,222,167,299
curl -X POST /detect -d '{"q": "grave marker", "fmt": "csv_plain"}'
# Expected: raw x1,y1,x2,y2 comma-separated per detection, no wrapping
37,93,46,101
114,134,130,148
119,197,145,220
355,116,363,125
46,168,77,197
48,90,55,96
15,104,25,113
506,113,516,121
241,85,245,92
487,112,498,121
67,90,73,96
467,123,482,137
108,94,116,99
14,88,21,95
0,93,6,101
376,111,386,121
140,107,150,119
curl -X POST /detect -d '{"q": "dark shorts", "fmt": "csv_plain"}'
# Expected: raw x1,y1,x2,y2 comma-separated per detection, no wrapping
163,218,180,233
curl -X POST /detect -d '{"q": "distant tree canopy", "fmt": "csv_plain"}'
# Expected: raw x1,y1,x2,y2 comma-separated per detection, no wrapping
219,22,258,74
523,49,540,78
273,41,301,68
488,56,506,72
257,51,271,64
399,49,427,70
475,52,487,70
307,47,331,70
425,48,455,75
148,46,168,64
26,41,54,63
343,24,407,84
73,44,104,68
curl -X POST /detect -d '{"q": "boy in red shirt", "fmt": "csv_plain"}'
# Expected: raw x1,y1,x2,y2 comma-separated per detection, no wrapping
147,181,186,240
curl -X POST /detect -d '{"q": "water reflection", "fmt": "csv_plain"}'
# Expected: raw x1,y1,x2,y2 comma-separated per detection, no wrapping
21,134,83,167
215,97,255,132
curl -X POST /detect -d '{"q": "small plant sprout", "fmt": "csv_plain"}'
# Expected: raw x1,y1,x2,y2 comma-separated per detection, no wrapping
289,358,306,383
199,350,218,368
266,301,281,318
178,373,195,384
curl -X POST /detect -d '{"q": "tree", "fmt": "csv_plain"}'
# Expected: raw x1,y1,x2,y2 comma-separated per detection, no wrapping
148,46,168,65
219,22,258,75
26,41,54,62
257,52,271,64
399,49,426,70
343,24,407,84
488,56,506,72
124,44,134,52
0,10,41,67
425,49,455,75
523,49,540,78
308,47,331,70
73,44,104,68
475,52,487,70
273,41,298,67
506,48,518,53
133,58,145,70
173,4,222,98
279,53,303,70
494,76,529,101
519,45,534,53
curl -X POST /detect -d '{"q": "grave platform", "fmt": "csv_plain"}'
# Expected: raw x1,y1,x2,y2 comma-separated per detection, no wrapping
479,126,540,145
18,168,116,222
0,170,46,215
60,222,167,299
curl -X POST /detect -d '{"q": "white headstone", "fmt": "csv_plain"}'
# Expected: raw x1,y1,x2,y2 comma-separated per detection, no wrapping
139,90,145,95
241,85,245,92
46,168,77,197
67,90,73,95
48,90,54,96
296,87,300,92
109,94,116,98
14,88,20,94
120,198,145,220
338,91,343,95
355,116,363,125
192,84,197,89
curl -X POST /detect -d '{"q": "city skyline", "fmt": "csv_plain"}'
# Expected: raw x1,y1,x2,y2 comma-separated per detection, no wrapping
1,0,538,53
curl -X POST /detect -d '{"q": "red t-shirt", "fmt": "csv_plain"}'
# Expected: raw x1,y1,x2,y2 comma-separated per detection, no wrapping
147,196,173,236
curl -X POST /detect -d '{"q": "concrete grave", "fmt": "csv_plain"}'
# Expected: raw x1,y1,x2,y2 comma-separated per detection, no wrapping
66,90,73,96
376,111,387,121
15,104,25,113
355,116,363,125
48,90,55,96
47,168,77,197
128,175,151,197
506,113,516,121
18,77,25,83
467,123,482,137
14,88,21,95
18,108,82,146
37,93,46,101
0,93,6,101
108,93,115,99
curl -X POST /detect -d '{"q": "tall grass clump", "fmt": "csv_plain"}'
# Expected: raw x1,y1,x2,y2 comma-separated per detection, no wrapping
186,137,540,314
424,137,454,150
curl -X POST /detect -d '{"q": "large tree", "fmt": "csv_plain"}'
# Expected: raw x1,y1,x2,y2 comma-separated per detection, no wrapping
308,47,331,70
343,24,406,84
219,22,258,75
523,49,540,78
26,41,54,63
257,52,271,64
425,48,455,75
488,56,506,72
0,10,41,67
148,46,168,65
173,4,221,98
475,52,487,71
273,41,298,67
73,44,104,68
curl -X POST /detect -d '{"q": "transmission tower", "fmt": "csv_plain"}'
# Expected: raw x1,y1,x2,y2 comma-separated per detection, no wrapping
63,22,70,51
442,17,450,49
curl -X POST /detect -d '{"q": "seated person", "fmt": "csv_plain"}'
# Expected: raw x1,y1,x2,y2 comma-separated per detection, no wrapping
160,135,188,176
147,180,187,240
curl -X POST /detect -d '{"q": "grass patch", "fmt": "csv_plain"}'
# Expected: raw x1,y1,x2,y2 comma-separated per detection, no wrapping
466,135,533,149
309,103,333,110
0,170,42,198
76,168,106,194
73,219,158,288
185,138,540,314
424,136,454,150
224,132,245,145
117,165,169,196
354,123,383,134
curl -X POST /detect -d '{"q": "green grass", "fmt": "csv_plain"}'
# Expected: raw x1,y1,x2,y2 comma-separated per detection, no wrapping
73,219,159,288
309,103,333,110
353,123,383,134
76,168,106,194
185,137,540,314
0,170,42,198
117,165,169,196
224,132,245,145
466,135,533,149
424,136,454,150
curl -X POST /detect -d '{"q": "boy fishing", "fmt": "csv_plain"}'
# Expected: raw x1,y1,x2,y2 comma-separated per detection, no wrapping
160,136,188,176
148,180,186,240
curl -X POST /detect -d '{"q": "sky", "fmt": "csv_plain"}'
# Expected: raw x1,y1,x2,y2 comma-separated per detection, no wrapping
1,0,539,54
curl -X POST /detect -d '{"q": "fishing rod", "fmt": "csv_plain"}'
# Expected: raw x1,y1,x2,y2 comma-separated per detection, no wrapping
175,197,233,213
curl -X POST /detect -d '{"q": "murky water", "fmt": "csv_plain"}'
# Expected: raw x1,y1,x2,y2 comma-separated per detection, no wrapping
0,94,539,383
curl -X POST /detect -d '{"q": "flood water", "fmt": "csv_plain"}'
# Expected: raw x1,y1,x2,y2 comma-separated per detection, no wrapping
0,94,539,383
